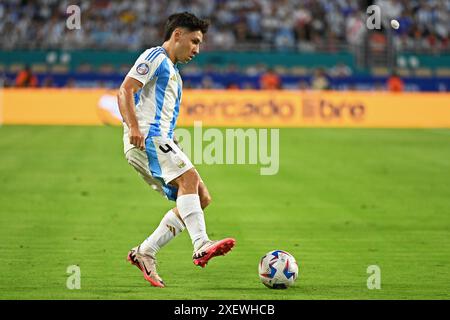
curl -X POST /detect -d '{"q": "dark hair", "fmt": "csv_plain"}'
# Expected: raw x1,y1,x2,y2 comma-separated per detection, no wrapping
163,12,209,41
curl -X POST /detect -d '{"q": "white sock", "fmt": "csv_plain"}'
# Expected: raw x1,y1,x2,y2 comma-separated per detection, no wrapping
176,194,209,251
140,209,185,256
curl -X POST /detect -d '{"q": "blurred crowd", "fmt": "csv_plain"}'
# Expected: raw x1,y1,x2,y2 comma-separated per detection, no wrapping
0,0,448,52
376,0,450,52
6,62,408,92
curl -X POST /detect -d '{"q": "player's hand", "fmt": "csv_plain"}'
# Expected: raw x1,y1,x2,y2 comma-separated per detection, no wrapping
129,127,145,151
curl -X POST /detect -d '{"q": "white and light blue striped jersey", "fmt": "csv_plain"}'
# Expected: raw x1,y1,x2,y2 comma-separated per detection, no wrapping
123,46,182,153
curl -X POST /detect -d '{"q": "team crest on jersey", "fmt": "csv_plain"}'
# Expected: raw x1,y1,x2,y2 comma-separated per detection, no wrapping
177,161,186,169
136,63,149,75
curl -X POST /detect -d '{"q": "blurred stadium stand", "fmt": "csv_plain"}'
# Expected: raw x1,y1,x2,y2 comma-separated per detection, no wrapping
0,0,449,91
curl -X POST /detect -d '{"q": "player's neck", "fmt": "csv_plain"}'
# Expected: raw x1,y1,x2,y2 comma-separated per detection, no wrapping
162,42,177,64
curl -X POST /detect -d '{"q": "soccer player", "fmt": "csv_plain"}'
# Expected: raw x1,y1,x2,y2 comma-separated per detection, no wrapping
117,12,235,288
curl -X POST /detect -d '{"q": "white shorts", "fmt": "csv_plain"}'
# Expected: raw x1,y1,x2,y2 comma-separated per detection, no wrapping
145,136,194,184
125,136,194,201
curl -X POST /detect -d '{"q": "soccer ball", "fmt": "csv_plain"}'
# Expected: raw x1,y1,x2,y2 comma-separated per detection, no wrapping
258,250,298,289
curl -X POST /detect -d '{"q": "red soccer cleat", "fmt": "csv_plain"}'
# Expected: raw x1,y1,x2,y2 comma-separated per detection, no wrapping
192,238,236,268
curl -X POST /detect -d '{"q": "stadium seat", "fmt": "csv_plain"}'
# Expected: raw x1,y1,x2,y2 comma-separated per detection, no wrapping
31,63,48,74
274,65,289,75
436,68,450,77
9,63,25,73
50,64,69,74
98,64,116,74
397,68,411,77
119,64,132,73
76,63,94,73
290,67,309,76
371,67,389,76
414,68,433,77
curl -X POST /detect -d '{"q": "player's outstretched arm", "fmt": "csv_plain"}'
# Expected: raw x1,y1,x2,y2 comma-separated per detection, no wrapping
117,76,145,150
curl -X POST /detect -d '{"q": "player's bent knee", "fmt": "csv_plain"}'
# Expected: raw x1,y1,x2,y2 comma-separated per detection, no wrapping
175,169,200,194
200,194,212,209
180,169,200,185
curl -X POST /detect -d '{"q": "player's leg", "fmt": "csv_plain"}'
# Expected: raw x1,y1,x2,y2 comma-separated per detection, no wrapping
130,136,234,271
136,179,212,263
172,169,235,268
172,168,209,250
126,148,186,246
125,147,182,287
198,180,212,209
192,180,235,267
138,182,215,258
173,179,211,219
125,149,211,260
131,140,208,269
138,207,185,255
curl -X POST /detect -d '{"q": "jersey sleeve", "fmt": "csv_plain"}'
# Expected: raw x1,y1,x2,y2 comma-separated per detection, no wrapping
126,49,165,86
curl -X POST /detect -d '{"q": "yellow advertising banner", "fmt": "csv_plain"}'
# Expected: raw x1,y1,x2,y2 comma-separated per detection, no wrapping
2,89,450,128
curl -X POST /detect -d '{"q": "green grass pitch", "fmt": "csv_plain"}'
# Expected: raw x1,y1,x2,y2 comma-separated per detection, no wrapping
0,125,449,299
